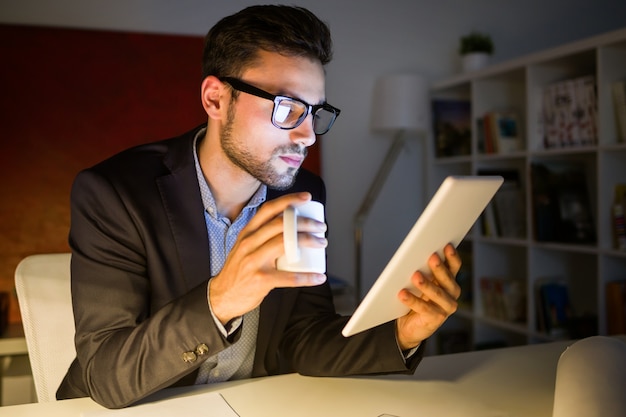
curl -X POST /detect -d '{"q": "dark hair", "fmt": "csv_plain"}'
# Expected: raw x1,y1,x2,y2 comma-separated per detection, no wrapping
201,5,333,79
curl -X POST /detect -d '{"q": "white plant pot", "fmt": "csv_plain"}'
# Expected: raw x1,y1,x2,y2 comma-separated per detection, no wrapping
462,52,490,72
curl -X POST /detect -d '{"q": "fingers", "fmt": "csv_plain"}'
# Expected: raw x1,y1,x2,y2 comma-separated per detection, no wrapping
294,216,328,236
234,192,320,266
423,272,458,313
396,279,449,350
242,192,311,235
398,244,462,314
444,243,462,276
210,192,329,323
427,244,462,300
238,192,326,253
395,244,463,349
275,271,327,288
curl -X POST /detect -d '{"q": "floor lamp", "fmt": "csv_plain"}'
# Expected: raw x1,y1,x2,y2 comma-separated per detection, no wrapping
354,74,429,304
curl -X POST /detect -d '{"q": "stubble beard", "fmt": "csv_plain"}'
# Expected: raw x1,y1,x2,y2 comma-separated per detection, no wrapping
220,104,307,191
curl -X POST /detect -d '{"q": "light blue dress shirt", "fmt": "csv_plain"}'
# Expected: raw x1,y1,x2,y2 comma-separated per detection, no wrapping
191,130,266,383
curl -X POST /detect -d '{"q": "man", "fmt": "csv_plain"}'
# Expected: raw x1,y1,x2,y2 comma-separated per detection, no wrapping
57,5,461,409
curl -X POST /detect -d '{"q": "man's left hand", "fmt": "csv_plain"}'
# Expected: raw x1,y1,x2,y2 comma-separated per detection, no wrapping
395,243,462,350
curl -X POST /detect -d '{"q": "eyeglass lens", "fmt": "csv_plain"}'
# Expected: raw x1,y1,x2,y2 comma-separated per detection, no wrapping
274,99,303,126
312,108,337,135
274,98,336,135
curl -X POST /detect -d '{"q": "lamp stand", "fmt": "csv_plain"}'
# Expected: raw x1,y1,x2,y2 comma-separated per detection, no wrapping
354,130,406,305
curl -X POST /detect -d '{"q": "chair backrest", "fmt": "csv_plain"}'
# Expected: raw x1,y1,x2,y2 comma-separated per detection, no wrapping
15,253,75,402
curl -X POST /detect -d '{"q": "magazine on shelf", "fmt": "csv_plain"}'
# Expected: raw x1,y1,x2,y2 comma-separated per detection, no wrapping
542,75,597,148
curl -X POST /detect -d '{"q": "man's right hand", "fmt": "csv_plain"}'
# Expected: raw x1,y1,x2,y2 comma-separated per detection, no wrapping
208,192,327,325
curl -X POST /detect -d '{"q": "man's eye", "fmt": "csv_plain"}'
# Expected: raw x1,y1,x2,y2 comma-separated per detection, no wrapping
275,101,303,124
274,103,292,123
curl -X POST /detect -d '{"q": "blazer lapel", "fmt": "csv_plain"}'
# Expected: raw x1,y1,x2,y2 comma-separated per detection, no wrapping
156,126,211,290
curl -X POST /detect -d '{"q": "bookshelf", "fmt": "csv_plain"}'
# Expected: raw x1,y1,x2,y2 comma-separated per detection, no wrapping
429,27,626,353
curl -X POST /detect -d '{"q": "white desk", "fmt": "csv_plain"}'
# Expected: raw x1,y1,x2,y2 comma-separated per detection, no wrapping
0,339,605,417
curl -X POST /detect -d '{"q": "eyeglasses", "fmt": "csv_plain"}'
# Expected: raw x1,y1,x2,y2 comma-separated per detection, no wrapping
220,77,341,135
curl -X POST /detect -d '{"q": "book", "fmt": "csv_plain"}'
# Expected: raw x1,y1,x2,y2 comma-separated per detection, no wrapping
483,111,523,154
496,186,526,238
530,161,595,244
480,202,499,237
613,183,626,250
476,117,486,154
573,75,598,146
495,187,525,238
479,169,525,238
496,112,523,153
545,80,576,147
535,278,572,338
501,279,526,323
479,276,526,322
432,99,472,157
542,82,560,148
606,280,626,335
482,112,497,154
611,80,626,143
541,75,597,148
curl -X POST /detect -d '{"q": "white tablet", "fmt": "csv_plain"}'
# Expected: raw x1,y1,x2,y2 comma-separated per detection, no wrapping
342,175,503,337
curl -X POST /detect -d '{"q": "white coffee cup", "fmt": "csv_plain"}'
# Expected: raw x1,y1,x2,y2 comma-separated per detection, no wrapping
276,201,326,273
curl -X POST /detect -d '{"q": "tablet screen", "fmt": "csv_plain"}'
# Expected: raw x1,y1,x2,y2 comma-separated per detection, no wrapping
342,175,503,337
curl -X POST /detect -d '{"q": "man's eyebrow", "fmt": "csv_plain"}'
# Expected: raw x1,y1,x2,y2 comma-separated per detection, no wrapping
276,87,326,106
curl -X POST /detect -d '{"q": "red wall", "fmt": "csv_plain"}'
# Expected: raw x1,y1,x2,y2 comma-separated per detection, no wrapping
0,24,320,324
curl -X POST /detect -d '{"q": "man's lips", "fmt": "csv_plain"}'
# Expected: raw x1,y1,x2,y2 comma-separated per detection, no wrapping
280,154,304,168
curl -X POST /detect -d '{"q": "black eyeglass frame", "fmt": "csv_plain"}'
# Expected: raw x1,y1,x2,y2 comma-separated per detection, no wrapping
220,77,341,135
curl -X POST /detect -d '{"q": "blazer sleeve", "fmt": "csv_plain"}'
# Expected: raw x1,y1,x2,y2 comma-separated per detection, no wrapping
270,171,424,377
61,168,232,408
280,291,424,377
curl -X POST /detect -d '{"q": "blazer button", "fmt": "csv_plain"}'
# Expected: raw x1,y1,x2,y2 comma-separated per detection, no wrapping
182,351,197,363
195,343,209,356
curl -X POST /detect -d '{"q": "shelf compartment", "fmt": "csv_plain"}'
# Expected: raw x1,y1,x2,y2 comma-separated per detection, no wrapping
431,28,626,354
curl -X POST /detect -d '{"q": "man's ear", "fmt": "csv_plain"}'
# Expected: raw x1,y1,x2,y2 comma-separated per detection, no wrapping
201,76,227,119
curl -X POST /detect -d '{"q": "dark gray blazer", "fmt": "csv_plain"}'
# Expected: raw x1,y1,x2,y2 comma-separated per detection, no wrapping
57,124,423,408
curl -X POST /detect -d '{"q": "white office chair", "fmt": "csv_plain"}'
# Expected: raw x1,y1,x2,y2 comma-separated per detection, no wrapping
552,336,626,417
14,253,75,402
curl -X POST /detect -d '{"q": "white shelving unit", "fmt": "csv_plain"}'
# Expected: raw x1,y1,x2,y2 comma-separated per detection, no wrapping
429,27,626,352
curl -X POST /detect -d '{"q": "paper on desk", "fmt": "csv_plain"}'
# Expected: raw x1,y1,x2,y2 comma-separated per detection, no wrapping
81,392,239,417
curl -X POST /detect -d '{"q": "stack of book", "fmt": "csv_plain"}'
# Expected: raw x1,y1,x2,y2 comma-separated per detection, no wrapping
541,75,597,148
477,111,523,154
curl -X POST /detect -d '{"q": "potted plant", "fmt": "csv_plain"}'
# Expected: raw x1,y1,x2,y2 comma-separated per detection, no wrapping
459,31,494,72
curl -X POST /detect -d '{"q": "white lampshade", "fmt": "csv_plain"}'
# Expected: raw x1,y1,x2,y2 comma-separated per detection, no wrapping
370,73,430,132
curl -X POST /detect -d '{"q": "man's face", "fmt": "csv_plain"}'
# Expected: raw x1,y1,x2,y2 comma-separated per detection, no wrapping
220,50,326,190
